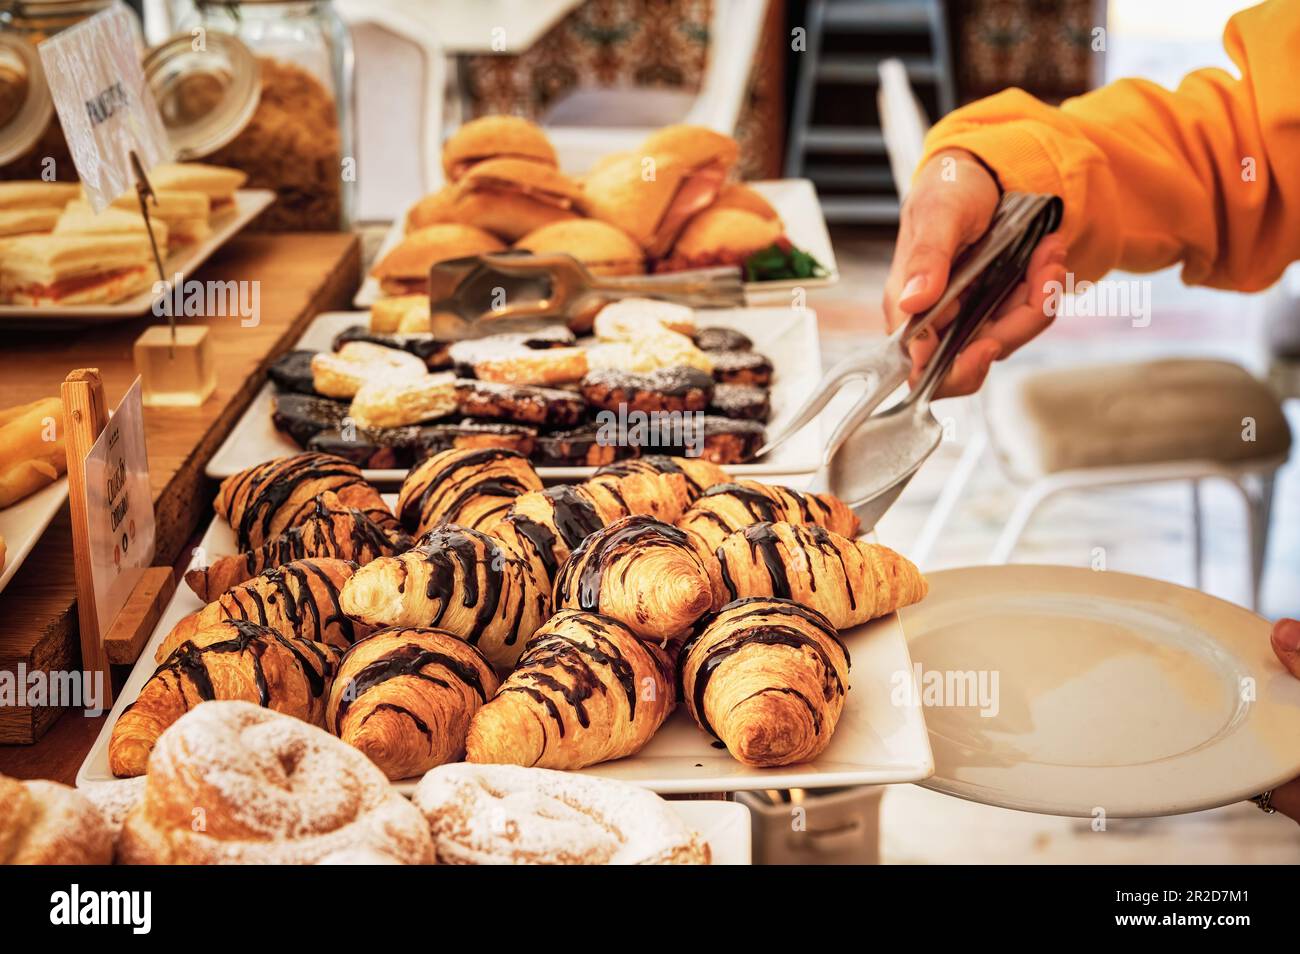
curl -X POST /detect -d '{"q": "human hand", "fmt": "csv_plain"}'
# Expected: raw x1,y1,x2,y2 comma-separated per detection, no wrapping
882,148,1068,398
1262,618,1300,823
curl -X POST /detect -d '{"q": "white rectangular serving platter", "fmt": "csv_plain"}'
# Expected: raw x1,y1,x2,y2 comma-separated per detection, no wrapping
352,178,840,309
77,496,934,797
0,476,68,595
0,190,275,326
206,306,825,482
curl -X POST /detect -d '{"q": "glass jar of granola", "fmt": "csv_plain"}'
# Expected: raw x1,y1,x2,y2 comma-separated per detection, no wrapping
145,1,355,230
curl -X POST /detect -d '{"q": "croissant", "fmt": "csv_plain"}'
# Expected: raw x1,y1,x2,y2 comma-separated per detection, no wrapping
109,619,342,777
466,610,674,770
339,525,549,670
215,452,398,550
677,481,861,554
713,522,928,625
679,597,850,767
553,515,713,643
158,558,373,663
326,626,499,780
397,447,543,537
185,492,410,601
494,473,692,587
590,454,729,501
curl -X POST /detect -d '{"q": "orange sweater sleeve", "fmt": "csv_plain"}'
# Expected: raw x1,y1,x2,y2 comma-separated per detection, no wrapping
919,0,1300,290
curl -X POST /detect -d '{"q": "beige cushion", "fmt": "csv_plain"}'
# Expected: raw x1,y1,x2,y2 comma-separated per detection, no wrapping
987,358,1292,477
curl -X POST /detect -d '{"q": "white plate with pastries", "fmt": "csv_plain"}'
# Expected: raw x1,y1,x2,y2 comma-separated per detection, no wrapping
78,485,934,797
354,178,839,309
205,306,827,482
0,188,274,325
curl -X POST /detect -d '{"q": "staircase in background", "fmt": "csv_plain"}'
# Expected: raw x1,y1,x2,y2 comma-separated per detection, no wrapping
785,0,956,224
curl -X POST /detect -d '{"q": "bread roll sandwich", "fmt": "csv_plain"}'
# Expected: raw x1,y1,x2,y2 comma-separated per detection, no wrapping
446,159,582,242
370,223,504,297
655,207,782,273
582,124,738,258
442,115,557,182
514,219,644,276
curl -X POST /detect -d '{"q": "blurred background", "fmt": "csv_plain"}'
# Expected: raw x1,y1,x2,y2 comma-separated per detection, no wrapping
103,0,1295,863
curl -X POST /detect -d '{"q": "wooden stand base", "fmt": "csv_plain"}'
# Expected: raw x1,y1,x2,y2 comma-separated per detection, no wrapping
103,567,176,665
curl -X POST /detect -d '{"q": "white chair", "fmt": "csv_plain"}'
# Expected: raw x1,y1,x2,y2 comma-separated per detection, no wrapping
336,1,447,220
541,0,770,174
876,58,1293,611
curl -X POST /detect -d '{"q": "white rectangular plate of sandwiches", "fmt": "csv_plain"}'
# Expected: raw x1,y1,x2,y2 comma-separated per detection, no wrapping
205,306,827,482
352,178,840,309
75,495,934,798
0,189,274,325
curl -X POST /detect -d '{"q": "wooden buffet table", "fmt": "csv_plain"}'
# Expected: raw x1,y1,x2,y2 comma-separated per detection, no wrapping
0,232,361,771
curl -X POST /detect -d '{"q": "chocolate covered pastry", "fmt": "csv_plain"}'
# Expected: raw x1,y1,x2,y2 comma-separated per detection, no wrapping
708,383,770,422
692,326,753,352
580,366,714,414
416,420,537,458
332,325,453,371
709,350,773,386
454,379,586,428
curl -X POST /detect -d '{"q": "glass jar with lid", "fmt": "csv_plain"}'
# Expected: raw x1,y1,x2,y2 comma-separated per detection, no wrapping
0,0,141,181
146,0,354,230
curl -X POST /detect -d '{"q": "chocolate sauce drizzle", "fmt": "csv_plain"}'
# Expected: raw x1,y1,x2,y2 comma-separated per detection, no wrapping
401,448,535,532
333,632,492,735
150,618,335,710
224,558,360,647
716,522,858,614
501,612,642,738
224,453,387,551
558,515,694,613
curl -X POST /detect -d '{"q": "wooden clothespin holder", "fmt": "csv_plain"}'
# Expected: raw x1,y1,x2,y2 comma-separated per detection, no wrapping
61,369,176,705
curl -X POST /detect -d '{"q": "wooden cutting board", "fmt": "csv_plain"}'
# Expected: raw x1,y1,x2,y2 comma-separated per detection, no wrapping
0,233,361,744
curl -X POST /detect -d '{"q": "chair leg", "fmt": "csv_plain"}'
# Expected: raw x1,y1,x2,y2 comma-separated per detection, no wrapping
1190,479,1204,591
989,480,1056,564
910,428,987,568
1248,470,1278,612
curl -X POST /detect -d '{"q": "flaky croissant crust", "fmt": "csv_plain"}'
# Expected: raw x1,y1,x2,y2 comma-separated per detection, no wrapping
159,558,372,663
397,447,543,537
326,626,499,781
109,619,341,778
465,609,674,770
552,514,713,642
215,452,397,551
679,597,850,768
713,521,928,624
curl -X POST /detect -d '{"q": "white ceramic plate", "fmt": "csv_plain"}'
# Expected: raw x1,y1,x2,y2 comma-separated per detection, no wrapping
77,498,933,797
900,564,1300,818
352,178,839,308
205,306,825,482
0,476,68,595
0,190,275,326
670,800,751,864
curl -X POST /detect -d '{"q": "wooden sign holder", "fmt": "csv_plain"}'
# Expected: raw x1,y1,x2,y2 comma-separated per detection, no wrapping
61,369,175,705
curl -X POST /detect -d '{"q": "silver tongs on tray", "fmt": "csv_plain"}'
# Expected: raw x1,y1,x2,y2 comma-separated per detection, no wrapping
427,251,747,340
766,191,1063,530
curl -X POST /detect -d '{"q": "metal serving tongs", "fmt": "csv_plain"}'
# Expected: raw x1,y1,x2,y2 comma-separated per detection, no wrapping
428,251,747,340
775,191,1063,530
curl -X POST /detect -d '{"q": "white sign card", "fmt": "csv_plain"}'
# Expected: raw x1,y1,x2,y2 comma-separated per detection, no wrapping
83,377,156,636
37,2,170,210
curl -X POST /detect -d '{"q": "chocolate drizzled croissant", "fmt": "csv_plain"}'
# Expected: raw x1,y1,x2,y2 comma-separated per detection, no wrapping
678,597,849,768
397,447,542,537
677,481,861,554
215,452,398,551
466,610,674,771
158,558,374,663
339,525,549,671
553,515,713,643
185,492,411,602
590,454,730,502
326,627,499,781
494,472,692,588
109,619,343,777
714,522,928,626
